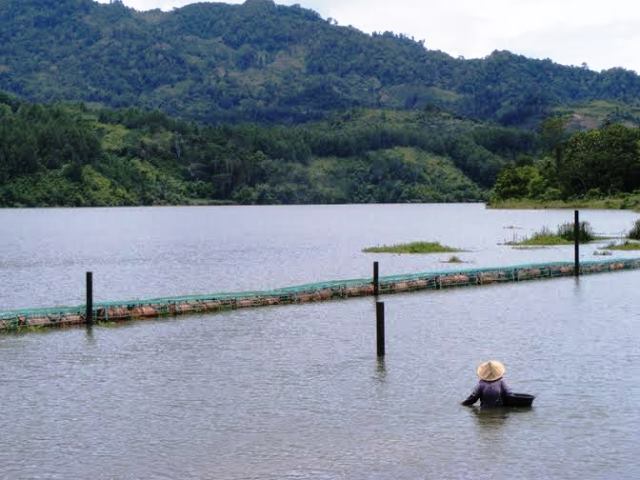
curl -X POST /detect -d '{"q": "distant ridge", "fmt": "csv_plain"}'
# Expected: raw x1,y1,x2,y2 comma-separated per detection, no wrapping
1,0,640,124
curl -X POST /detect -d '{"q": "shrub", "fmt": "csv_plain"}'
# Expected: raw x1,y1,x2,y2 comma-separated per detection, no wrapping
517,227,570,246
363,241,461,254
602,241,640,251
557,221,594,243
628,219,640,240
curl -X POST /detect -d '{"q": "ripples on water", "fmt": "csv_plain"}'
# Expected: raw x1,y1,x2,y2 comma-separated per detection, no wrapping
0,205,639,479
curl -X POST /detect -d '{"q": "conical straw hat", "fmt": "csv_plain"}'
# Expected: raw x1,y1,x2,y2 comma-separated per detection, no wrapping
476,360,505,382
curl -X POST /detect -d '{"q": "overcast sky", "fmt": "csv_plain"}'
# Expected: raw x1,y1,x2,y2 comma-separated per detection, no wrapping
97,0,640,73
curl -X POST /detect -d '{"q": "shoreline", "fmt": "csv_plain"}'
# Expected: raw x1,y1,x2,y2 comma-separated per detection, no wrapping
487,197,640,211
3,199,639,211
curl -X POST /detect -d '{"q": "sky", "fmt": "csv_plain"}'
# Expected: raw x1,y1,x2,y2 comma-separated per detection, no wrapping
97,0,640,73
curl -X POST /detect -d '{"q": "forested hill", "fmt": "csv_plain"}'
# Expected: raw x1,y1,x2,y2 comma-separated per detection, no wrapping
2,91,542,207
1,0,640,125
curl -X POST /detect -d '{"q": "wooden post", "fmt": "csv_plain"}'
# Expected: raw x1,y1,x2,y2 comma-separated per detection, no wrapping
86,272,93,325
376,301,385,357
574,210,580,277
373,261,379,296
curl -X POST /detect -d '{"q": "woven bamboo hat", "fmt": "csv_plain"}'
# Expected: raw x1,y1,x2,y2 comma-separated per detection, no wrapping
476,360,506,382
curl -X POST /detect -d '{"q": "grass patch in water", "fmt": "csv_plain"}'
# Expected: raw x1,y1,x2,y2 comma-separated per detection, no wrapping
507,227,571,246
601,241,640,251
508,222,597,246
363,241,462,254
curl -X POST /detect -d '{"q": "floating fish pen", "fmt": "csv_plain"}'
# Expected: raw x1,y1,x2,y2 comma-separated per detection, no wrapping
2,257,640,331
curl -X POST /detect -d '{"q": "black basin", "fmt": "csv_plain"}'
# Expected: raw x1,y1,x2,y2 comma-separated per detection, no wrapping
504,393,535,407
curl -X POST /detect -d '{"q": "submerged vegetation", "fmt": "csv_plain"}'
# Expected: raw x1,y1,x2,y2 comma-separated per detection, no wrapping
627,220,640,240
509,222,595,246
510,228,572,246
363,241,462,254
601,241,640,251
557,221,595,243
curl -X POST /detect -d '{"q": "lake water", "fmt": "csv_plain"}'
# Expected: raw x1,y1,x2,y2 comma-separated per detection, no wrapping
1,204,639,479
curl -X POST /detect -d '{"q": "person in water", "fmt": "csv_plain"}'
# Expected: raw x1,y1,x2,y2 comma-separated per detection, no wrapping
461,360,512,408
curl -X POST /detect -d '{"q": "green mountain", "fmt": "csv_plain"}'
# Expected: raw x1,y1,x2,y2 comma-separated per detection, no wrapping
2,0,640,208
1,0,640,125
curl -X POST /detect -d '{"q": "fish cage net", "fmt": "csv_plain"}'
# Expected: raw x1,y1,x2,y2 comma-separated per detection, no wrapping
2,257,640,330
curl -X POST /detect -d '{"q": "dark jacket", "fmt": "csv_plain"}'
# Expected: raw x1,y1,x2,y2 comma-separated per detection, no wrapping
462,379,512,408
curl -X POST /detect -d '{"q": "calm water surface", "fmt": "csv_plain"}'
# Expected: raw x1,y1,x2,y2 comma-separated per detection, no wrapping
1,204,639,479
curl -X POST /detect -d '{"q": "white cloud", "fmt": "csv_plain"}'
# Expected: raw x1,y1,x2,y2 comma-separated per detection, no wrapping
96,0,640,72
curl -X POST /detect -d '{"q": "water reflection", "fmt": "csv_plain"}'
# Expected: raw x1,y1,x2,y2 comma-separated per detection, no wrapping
373,358,387,383
85,324,95,343
573,275,582,289
469,406,533,429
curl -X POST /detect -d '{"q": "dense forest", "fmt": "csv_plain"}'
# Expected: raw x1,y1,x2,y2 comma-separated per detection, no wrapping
1,0,640,126
4,90,639,207
3,92,534,206
492,120,640,204
2,0,640,207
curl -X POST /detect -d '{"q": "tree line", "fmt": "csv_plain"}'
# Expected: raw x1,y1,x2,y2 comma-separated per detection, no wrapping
492,119,640,202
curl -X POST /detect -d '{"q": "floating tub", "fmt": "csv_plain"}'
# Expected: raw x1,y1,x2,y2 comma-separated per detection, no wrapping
504,393,535,407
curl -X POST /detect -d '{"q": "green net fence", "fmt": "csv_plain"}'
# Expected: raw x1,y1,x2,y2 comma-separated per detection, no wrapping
2,257,640,330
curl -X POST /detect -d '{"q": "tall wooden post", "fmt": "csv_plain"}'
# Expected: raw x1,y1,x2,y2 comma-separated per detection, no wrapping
376,301,385,357
86,272,93,325
373,261,379,296
574,210,580,277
